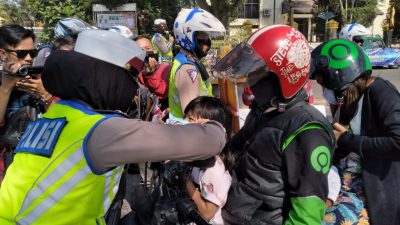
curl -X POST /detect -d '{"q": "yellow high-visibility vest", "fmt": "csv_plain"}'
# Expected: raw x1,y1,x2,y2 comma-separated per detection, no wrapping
0,100,123,225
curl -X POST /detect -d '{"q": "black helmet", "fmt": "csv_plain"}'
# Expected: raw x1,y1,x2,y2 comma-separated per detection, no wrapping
310,39,372,91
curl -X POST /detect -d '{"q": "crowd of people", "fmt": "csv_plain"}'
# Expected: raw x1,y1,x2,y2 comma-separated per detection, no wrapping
0,7,400,225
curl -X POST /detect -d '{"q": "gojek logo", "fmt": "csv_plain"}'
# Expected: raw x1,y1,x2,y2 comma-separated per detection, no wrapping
320,39,359,70
310,146,331,174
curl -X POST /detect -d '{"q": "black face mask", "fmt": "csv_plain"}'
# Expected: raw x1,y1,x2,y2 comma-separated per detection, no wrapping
250,76,280,111
193,37,211,59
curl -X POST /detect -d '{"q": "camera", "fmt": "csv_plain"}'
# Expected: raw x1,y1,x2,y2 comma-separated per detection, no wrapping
145,51,159,65
131,161,210,225
17,65,43,77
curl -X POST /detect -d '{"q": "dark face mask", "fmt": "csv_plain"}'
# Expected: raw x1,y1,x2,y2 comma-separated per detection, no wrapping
193,37,211,59
250,75,280,111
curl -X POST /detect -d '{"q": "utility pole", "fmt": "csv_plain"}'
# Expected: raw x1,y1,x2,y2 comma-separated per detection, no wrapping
289,0,294,26
273,0,276,24
325,6,329,42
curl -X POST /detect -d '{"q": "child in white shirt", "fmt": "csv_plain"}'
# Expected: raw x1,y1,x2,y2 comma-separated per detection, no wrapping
184,96,234,225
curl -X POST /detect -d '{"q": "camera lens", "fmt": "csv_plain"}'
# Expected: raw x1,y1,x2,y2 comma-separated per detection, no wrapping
18,67,29,76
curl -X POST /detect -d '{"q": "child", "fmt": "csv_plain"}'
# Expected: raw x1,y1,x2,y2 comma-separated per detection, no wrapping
184,96,234,225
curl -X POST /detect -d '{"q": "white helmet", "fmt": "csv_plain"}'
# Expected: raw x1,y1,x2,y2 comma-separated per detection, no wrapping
173,8,225,52
154,19,167,25
54,18,96,38
108,25,134,39
339,24,371,42
74,30,146,72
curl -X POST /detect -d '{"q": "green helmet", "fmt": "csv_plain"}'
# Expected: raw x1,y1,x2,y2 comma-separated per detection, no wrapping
310,39,372,91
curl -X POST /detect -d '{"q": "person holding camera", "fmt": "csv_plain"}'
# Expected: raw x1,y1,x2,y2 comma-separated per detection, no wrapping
136,35,170,104
152,18,174,64
0,24,54,182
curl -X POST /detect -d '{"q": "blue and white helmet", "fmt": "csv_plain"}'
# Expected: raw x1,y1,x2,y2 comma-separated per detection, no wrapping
54,18,96,38
339,24,371,42
109,25,134,39
173,8,225,52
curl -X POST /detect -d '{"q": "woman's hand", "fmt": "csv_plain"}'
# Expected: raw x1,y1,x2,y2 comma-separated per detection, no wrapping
333,122,348,141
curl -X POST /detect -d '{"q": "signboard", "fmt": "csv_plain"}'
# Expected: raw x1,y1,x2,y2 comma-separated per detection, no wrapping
96,12,136,29
93,3,137,36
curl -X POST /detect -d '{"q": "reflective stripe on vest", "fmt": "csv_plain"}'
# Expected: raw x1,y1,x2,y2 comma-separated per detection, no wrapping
152,34,173,63
17,149,91,224
168,53,213,120
0,100,122,225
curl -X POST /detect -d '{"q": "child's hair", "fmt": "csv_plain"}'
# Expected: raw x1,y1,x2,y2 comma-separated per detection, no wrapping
184,96,235,171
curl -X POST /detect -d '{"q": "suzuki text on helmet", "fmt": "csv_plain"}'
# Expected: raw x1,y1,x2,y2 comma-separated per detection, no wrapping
173,8,225,58
213,25,311,100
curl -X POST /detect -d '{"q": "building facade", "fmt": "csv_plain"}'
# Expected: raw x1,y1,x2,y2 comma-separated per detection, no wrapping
230,0,316,41
230,0,390,42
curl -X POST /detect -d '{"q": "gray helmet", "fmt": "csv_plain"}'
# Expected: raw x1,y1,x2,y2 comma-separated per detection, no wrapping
54,18,96,38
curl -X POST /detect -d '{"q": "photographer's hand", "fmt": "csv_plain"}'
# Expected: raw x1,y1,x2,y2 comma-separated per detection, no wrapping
142,57,158,77
1,61,25,90
169,34,175,43
16,77,54,108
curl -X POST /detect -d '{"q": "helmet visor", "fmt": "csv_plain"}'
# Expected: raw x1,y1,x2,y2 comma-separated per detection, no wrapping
212,42,269,86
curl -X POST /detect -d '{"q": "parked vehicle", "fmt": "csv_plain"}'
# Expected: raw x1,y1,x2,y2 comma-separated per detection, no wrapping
362,36,400,68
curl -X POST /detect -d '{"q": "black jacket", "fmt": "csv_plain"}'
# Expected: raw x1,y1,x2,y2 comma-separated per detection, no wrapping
222,101,335,225
338,77,400,225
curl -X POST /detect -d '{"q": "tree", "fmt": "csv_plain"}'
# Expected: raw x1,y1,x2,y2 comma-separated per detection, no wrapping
317,0,379,27
26,0,92,42
0,0,34,26
195,0,244,30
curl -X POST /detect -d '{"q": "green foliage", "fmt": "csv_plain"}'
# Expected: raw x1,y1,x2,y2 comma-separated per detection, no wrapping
0,0,34,26
135,0,180,35
317,0,379,27
196,0,244,30
27,0,92,42
92,0,131,10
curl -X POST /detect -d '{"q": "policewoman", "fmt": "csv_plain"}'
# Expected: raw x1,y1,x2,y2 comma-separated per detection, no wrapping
168,8,225,124
0,30,226,225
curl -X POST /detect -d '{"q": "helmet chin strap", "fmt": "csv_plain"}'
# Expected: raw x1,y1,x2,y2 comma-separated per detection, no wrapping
332,93,344,123
269,89,308,113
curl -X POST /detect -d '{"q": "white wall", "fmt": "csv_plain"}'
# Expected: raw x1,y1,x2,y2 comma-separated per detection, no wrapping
369,0,390,37
260,0,286,26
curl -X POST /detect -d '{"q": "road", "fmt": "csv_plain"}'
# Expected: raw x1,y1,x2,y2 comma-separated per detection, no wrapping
312,67,400,104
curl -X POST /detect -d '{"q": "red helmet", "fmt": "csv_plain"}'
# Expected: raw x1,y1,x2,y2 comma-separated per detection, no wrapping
214,25,311,99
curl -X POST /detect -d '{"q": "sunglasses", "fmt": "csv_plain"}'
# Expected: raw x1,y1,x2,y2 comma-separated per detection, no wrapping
5,49,38,59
